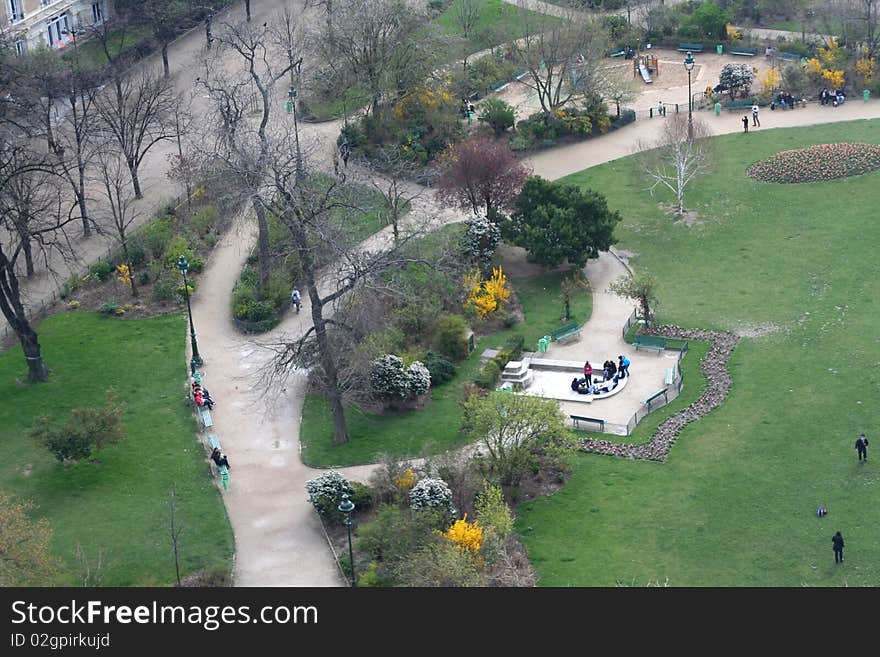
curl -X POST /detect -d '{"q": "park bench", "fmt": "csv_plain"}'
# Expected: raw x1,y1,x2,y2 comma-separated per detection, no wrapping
665,367,675,385
550,322,582,342
778,52,802,62
726,99,753,111
199,407,213,428
729,46,758,57
570,415,605,432
678,42,704,53
633,335,667,352
608,48,626,58
207,434,230,490
642,388,669,409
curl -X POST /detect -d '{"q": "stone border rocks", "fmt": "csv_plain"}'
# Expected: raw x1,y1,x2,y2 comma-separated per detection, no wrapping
579,325,739,462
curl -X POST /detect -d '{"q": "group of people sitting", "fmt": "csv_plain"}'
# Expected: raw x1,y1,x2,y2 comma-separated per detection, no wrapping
770,92,804,110
192,380,215,410
819,88,846,106
570,356,630,396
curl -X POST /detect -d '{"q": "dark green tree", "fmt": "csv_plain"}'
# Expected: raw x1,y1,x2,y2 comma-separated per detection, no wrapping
503,176,621,269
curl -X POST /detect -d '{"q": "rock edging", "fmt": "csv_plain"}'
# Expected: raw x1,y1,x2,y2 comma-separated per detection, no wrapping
579,325,739,462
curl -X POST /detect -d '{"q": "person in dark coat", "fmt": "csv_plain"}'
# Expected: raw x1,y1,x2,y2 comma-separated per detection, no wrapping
211,447,230,469
832,531,845,563
856,433,869,462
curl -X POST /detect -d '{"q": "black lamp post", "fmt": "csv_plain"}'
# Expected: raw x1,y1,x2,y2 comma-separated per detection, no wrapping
338,493,356,587
177,255,203,374
684,51,695,141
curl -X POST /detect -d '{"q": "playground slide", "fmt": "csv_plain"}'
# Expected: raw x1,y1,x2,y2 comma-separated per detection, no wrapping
638,62,652,84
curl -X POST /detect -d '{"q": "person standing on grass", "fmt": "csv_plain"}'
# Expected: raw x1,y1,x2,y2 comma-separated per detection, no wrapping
742,114,749,133
856,433,869,462
832,531,845,563
752,104,760,126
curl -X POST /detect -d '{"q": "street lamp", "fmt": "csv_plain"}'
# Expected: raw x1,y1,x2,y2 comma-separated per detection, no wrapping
176,255,203,374
338,493,356,587
684,51,695,141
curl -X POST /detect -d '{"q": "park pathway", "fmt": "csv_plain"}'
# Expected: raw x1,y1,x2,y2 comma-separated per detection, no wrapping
8,0,880,586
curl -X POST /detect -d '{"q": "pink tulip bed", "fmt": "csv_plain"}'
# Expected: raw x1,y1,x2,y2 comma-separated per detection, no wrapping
747,142,880,183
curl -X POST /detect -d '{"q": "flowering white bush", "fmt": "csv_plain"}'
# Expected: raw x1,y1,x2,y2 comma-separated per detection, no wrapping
719,63,755,96
370,354,410,399
409,477,456,518
406,361,431,396
461,214,501,272
370,355,431,401
305,470,353,515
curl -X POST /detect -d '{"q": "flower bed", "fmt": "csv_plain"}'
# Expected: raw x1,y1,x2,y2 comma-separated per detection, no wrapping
747,143,880,183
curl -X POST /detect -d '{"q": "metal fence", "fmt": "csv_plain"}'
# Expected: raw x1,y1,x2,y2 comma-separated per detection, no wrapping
619,340,689,436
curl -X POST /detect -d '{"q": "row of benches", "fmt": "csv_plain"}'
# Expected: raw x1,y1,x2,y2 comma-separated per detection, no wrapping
678,42,802,59
194,372,229,491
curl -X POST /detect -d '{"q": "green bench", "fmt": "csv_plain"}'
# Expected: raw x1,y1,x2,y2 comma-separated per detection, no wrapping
678,42,704,53
633,335,666,352
570,415,605,432
730,46,758,57
778,52,802,62
200,407,213,428
608,48,626,58
207,434,229,490
726,99,753,111
550,322,582,342
642,388,669,408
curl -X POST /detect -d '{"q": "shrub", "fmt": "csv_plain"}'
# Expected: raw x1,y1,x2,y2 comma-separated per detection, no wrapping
191,205,218,236
407,361,431,396
461,215,501,273
478,98,516,135
609,108,636,131
304,471,354,525
126,238,148,266
350,481,373,511
503,314,518,328
164,235,194,270
187,257,205,274
503,333,525,361
473,358,501,389
138,271,150,286
424,351,457,387
152,275,178,302
143,216,174,259
434,314,470,362
409,477,456,520
370,355,410,399
67,300,80,310
509,134,533,151
29,390,126,463
98,301,120,315
91,260,114,282
60,273,86,299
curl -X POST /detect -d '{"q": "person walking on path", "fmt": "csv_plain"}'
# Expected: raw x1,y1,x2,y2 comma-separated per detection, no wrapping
742,114,749,132
832,531,845,563
658,100,666,117
583,360,593,385
618,354,630,379
752,104,760,127
291,287,302,313
856,433,869,462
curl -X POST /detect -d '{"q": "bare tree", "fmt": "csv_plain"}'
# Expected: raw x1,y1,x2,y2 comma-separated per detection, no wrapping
96,71,178,199
321,0,432,120
603,75,639,117
453,0,483,68
94,151,141,298
203,19,296,288
636,114,713,216
143,0,192,78
359,147,427,248
74,543,107,587
168,483,183,587
0,140,77,382
505,2,609,114
269,4,308,179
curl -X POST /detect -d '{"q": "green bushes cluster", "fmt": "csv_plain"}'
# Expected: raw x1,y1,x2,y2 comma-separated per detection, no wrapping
423,351,457,387
434,314,470,362
90,260,114,282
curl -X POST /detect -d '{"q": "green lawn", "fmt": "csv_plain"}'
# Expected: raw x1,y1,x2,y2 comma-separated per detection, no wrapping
64,26,153,72
0,312,233,585
516,119,880,585
300,261,592,467
436,0,563,53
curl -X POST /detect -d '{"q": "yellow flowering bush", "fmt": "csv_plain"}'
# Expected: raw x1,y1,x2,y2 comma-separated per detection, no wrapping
465,267,512,319
760,68,781,95
443,514,483,552
116,264,132,287
856,55,875,83
725,23,741,42
394,468,416,493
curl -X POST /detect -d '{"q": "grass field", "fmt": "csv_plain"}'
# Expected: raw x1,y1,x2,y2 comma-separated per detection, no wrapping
300,264,592,467
436,0,563,53
515,119,880,585
0,312,233,585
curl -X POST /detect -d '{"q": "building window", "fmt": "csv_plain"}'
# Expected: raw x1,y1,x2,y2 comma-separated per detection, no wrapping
40,0,57,8
47,13,72,50
91,1,104,23
7,0,24,23
14,39,27,56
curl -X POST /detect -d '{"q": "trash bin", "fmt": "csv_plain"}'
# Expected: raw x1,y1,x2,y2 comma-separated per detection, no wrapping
714,101,722,116
538,336,551,353
716,44,723,55
864,89,871,102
